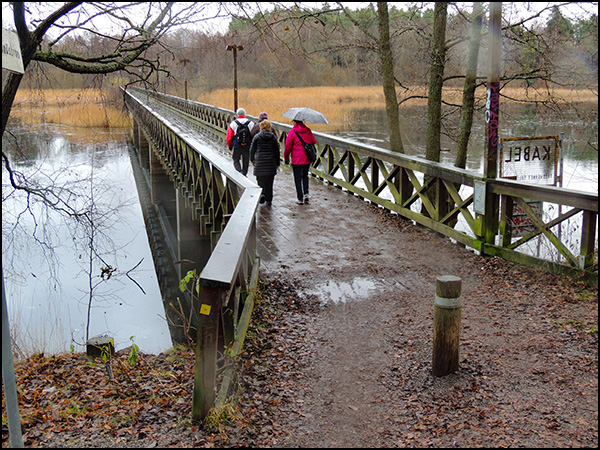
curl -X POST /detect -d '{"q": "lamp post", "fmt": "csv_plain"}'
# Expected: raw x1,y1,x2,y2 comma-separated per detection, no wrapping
180,58,190,100
225,44,243,111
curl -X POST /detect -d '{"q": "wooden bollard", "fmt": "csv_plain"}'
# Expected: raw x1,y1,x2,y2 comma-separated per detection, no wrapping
432,275,462,377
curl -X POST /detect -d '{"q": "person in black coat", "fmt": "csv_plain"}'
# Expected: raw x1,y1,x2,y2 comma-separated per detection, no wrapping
250,119,280,206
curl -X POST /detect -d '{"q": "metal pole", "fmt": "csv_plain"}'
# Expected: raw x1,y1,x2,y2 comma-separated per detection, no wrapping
481,2,502,245
484,2,501,179
2,267,24,447
233,47,238,111
181,58,190,101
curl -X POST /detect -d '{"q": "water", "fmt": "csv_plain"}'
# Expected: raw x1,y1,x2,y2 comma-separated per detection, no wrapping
2,122,172,358
330,104,598,192
2,102,597,356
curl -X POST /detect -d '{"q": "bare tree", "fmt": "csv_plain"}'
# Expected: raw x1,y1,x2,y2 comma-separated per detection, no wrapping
1,2,221,344
455,2,484,169
2,2,221,137
425,2,448,163
2,2,224,248
377,1,404,153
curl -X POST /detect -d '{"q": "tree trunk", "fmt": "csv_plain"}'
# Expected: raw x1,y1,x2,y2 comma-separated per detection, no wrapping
422,2,448,218
455,2,484,169
377,2,404,153
2,72,25,137
425,2,448,163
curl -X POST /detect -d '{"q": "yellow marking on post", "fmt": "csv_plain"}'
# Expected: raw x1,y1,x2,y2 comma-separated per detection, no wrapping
200,304,211,315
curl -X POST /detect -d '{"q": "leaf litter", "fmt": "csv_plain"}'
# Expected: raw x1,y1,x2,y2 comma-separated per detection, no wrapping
2,203,598,448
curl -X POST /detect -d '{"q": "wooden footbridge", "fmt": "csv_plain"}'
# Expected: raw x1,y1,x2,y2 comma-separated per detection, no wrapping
122,86,597,420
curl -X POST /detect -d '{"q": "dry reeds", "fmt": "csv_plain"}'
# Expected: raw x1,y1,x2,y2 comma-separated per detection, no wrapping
197,86,389,132
11,88,130,128
10,85,592,131
197,85,593,132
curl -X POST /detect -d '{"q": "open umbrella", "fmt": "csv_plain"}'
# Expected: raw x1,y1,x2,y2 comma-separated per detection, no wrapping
282,107,329,124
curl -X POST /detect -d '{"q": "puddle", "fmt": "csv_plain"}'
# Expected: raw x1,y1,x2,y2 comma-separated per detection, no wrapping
304,277,379,305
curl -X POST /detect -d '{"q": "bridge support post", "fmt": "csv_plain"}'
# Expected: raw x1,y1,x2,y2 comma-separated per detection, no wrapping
149,143,163,204
138,130,150,171
176,187,211,280
192,285,223,421
132,118,140,149
432,275,462,377
580,210,597,269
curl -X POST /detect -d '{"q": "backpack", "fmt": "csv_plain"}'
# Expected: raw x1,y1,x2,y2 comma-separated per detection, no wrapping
295,131,317,163
234,119,251,147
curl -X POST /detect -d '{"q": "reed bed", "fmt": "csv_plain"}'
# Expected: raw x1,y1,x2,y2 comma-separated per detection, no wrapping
197,85,593,132
9,85,593,131
197,86,387,131
11,88,130,128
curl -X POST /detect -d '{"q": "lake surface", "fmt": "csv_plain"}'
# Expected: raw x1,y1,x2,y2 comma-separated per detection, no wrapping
2,101,597,358
2,123,172,358
330,103,598,192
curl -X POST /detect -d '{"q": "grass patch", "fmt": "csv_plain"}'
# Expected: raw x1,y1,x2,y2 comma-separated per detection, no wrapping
203,403,241,433
556,318,598,335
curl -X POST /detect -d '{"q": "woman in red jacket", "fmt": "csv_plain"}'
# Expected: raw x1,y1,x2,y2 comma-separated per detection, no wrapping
284,120,317,205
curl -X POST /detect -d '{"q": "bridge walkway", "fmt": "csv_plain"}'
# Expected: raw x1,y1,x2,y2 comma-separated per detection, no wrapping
252,160,478,447
135,95,467,444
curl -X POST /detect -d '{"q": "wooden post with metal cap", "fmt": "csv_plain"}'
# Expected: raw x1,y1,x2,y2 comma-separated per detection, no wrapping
432,275,462,377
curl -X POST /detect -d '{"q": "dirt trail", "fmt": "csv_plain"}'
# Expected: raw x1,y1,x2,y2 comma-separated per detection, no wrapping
242,166,598,448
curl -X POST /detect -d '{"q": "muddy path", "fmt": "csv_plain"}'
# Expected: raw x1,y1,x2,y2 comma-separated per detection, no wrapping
237,168,598,447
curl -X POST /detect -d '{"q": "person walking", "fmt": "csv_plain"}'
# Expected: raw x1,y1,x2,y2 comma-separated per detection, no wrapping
251,112,277,138
284,119,316,205
250,119,280,206
226,107,255,176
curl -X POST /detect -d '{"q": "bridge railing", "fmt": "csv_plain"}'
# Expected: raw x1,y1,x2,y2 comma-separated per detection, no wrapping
122,87,263,420
140,88,597,281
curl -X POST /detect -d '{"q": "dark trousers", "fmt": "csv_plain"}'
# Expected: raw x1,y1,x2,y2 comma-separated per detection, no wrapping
256,175,275,203
232,146,249,176
292,164,310,201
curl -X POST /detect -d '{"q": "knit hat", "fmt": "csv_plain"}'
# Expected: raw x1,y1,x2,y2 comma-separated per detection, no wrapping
236,107,246,116
259,112,268,121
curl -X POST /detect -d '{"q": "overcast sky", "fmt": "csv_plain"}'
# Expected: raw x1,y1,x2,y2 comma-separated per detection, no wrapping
2,2,598,37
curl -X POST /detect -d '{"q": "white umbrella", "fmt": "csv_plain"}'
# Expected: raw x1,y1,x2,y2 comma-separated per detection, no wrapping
282,107,329,124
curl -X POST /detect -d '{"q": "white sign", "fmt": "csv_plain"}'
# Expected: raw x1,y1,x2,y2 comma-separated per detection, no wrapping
499,136,559,185
2,28,25,74
474,180,486,214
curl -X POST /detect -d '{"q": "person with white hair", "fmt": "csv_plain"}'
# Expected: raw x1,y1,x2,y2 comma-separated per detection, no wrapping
226,107,256,176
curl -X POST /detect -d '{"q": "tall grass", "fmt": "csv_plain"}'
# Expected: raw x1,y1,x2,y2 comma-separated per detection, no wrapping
197,86,390,132
10,85,593,131
197,85,593,133
11,88,130,128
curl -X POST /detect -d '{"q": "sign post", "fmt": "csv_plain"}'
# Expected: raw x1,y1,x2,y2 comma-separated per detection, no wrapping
480,2,502,247
499,135,561,239
2,26,25,448
2,27,25,74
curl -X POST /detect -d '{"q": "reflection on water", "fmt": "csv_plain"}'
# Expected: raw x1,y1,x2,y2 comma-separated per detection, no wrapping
306,277,378,305
2,121,172,358
330,104,598,192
